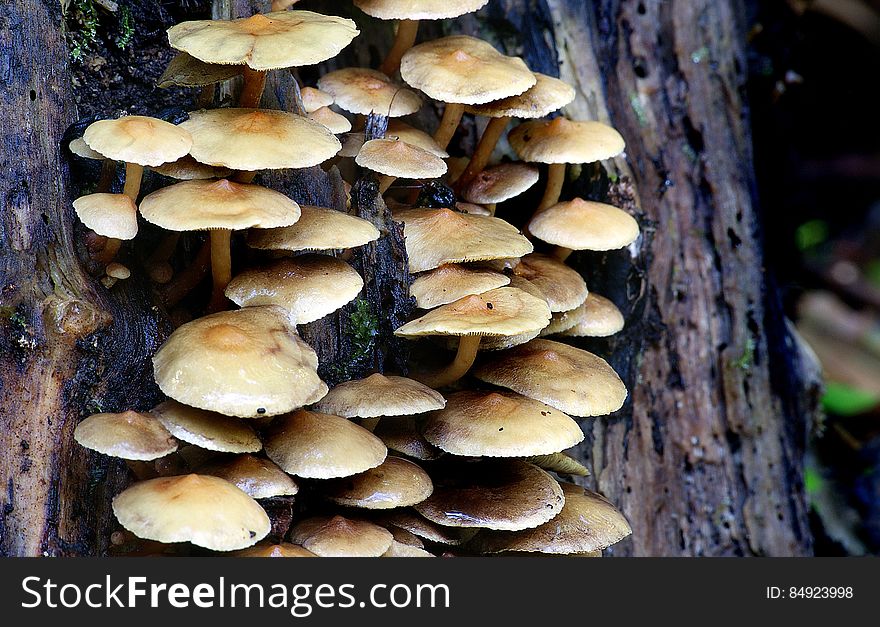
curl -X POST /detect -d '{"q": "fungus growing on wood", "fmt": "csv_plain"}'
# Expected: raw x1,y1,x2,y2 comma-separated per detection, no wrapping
558,292,626,338
356,138,448,193
322,456,434,510
314,373,446,418
74,410,178,462
151,400,262,454
247,205,380,253
197,454,299,500
318,67,422,117
410,264,510,309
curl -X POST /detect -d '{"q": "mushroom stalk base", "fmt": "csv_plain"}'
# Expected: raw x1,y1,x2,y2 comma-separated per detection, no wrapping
208,229,233,313
99,238,122,265
240,67,268,109
433,103,467,153
360,417,381,432
97,160,116,193
379,20,420,77
526,162,565,238
456,116,511,191
378,175,396,194
162,238,211,308
419,335,481,388
123,162,144,202
552,246,573,262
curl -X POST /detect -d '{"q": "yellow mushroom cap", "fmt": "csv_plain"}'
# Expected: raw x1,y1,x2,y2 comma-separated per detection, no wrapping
356,139,447,180
157,52,242,88
410,264,510,309
422,390,583,457
69,137,106,160
139,179,300,231
151,400,262,453
307,106,352,134
197,454,299,499
83,115,192,167
528,198,640,251
386,120,449,158
225,255,363,325
472,339,628,417
472,482,632,554
525,451,590,477
247,205,380,252
290,515,393,557
323,456,434,509
466,73,576,119
461,161,539,205
150,155,232,181
374,419,444,460
511,253,588,313
264,410,387,479
318,67,422,117
112,474,270,551
167,11,360,71
300,86,334,113
354,0,489,20
313,373,445,418
400,35,536,105
179,108,341,171
414,460,564,531
74,410,177,461
508,118,625,164
73,193,138,240
234,542,316,557
152,306,326,418
559,292,625,337
395,208,533,273
395,287,551,338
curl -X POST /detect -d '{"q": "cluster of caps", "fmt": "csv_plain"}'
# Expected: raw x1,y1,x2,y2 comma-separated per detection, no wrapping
69,1,637,558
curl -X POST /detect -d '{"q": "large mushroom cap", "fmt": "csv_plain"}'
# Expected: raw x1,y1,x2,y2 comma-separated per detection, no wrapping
400,35,536,105
112,474,271,551
224,256,364,325
356,139,447,180
528,198,640,251
410,264,510,309
152,307,326,418
167,10,360,71
83,115,192,167
511,253,588,313
290,515,393,557
461,162,539,205
415,460,565,531
395,287,551,338
264,410,387,479
151,400,262,453
386,120,449,158
248,206,379,252
473,339,628,417
559,292,625,337
354,0,489,20
74,410,177,461
179,108,341,171
317,67,422,117
322,456,434,509
139,179,301,231
73,193,138,240
422,390,583,457
395,208,533,273
313,373,445,418
198,454,299,499
466,73,576,119
509,118,625,164
472,482,632,554
234,542,316,557
158,52,243,88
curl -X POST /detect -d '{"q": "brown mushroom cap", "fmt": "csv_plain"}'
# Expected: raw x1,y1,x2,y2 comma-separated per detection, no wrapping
264,410,387,479
234,542,316,557
386,120,449,158
152,306,326,418
151,400,262,453
157,52,243,88
150,155,232,180
112,474,270,551
422,390,583,457
290,515,393,557
511,253,588,312
248,205,380,252
528,198,640,251
354,0,489,20
167,11,360,71
317,67,422,117
322,456,434,509
395,287,551,339
461,162,540,205
313,373,445,418
300,86,334,113
473,339,627,417
73,193,139,240
466,73,576,119
224,256,363,325
382,540,435,557
83,116,192,167
139,179,301,231
356,139,447,180
371,509,477,545
69,137,106,160
410,264,510,309
307,106,352,134
395,208,533,273
74,410,178,461
179,108,341,171
471,482,631,554
415,460,565,531
374,418,444,460
508,118,625,164
540,304,584,336
197,454,299,499
400,35,536,105
559,292,625,337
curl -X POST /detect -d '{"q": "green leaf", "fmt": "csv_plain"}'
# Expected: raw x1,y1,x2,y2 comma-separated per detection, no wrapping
821,381,880,416
795,219,828,251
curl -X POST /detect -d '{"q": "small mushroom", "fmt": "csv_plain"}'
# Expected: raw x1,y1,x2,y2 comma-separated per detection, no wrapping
410,264,510,309
528,198,640,261
300,86,334,113
247,205,380,253
374,419,444,460
317,67,422,117
314,373,446,420
151,400,262,453
356,138,447,194
290,515,393,557
197,454,299,500
322,456,434,510
72,193,138,264
386,120,449,157
558,292,626,338
307,106,353,134
234,542,316,557
510,253,588,313
460,162,539,214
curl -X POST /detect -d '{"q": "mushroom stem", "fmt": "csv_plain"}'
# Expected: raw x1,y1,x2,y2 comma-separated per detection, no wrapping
486,203,497,216
421,335,482,388
378,175,396,194
208,229,233,312
123,162,144,202
146,232,181,284
125,461,158,481
552,246,573,262
432,103,467,152
96,159,116,193
456,116,510,191
379,20,420,77
162,238,211,308
197,84,215,109
525,162,566,238
234,171,258,184
99,238,123,265
361,417,381,432
240,67,268,109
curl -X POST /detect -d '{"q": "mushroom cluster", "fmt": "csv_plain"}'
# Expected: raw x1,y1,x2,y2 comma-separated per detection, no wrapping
72,2,636,558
